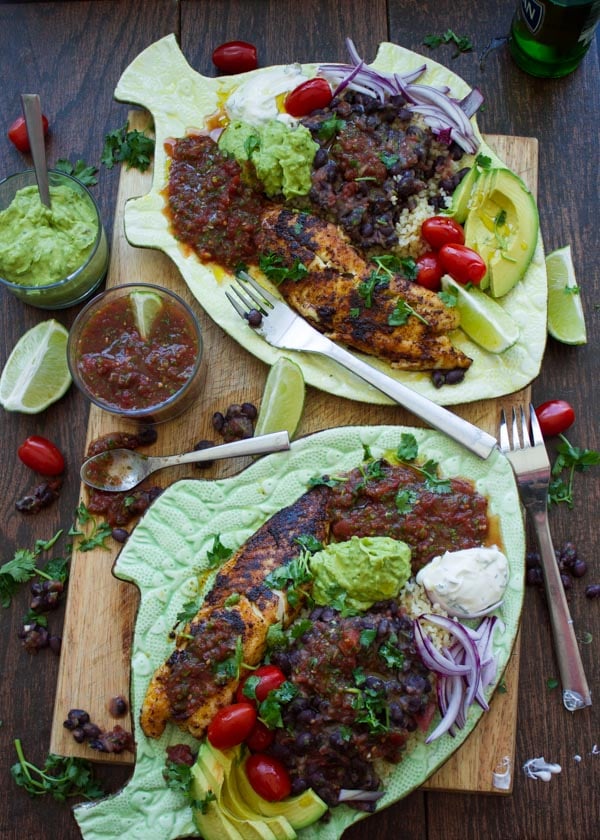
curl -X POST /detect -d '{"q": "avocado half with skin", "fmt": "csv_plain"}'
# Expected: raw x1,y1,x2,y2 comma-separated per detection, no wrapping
464,168,539,298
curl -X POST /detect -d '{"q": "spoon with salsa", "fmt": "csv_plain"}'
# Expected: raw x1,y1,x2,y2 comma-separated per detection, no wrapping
80,430,290,491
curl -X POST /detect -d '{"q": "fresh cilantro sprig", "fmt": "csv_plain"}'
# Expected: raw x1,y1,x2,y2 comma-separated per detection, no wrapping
388,297,430,327
359,254,417,309
11,740,104,801
423,29,473,58
548,435,600,508
101,123,155,172
257,681,298,729
265,552,313,608
55,158,98,186
0,531,66,608
213,635,244,682
395,433,451,494
351,668,389,733
206,535,233,568
163,759,193,794
258,253,308,284
69,503,112,552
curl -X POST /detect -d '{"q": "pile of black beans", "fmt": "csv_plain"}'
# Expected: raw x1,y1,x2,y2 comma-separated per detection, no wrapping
526,540,599,597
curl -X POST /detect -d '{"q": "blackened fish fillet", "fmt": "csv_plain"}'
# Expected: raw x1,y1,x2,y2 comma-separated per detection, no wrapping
140,485,331,739
258,207,472,372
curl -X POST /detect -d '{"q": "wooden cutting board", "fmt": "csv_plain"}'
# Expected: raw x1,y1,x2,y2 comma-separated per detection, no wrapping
51,115,537,797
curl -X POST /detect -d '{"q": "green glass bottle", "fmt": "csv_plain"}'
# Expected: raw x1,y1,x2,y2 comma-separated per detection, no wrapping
510,0,600,78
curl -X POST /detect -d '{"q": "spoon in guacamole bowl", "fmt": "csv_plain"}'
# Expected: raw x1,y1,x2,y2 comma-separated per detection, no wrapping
20,94,51,208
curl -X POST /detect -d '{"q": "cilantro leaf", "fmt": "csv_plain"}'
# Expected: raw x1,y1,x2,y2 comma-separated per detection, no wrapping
548,435,600,508
388,297,429,327
258,253,308,284
11,740,104,801
396,433,419,462
163,759,193,794
258,681,298,728
206,535,233,568
54,158,98,186
101,123,155,172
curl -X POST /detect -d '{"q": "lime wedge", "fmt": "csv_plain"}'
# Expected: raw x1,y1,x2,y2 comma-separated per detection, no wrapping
546,245,587,345
254,357,305,439
0,320,71,413
441,275,519,353
130,290,163,339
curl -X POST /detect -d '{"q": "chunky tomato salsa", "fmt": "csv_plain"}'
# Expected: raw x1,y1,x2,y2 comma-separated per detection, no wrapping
75,294,199,411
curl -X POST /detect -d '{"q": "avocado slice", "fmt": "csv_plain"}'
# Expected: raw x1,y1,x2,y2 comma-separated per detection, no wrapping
192,743,293,840
445,165,479,224
190,760,244,840
234,755,328,830
223,771,297,840
464,168,538,298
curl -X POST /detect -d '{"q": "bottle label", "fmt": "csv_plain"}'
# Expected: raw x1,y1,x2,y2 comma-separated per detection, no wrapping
520,0,546,34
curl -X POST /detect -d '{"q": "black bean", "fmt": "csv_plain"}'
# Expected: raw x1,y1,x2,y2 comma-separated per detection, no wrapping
431,370,446,389
65,709,90,729
572,559,587,578
560,573,572,590
48,635,62,655
241,402,257,420
136,425,158,446
313,148,328,169
585,584,600,599
109,695,129,717
192,439,216,470
246,308,263,328
526,567,543,586
112,527,129,543
82,722,102,739
72,727,86,743
445,368,466,386
212,411,225,432
526,551,541,568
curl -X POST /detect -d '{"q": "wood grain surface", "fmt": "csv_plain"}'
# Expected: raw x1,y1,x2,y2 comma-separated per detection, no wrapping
50,122,534,803
1,3,598,840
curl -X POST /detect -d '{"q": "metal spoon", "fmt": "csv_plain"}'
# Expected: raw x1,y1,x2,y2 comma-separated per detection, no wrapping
80,430,291,492
21,93,51,208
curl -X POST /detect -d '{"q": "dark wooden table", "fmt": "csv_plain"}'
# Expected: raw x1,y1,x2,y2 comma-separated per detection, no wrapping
1,2,598,839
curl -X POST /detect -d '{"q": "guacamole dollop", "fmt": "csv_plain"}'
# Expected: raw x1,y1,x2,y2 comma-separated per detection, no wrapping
0,184,97,287
310,536,412,611
218,118,318,199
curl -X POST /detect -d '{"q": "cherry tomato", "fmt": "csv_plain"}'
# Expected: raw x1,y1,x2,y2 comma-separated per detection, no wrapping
18,436,65,475
212,41,258,74
284,78,332,117
8,114,49,153
245,753,292,802
535,399,575,437
236,664,287,704
438,243,487,285
245,719,275,752
421,216,465,250
415,251,443,291
207,702,257,749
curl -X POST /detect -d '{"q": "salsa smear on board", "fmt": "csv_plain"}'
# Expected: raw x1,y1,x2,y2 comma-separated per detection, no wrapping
74,292,199,412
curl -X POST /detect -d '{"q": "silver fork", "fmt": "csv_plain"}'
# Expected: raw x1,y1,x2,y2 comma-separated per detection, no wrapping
226,271,497,461
499,404,592,711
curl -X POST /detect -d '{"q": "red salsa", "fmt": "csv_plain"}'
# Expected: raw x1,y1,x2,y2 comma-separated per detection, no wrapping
75,293,199,411
165,134,267,271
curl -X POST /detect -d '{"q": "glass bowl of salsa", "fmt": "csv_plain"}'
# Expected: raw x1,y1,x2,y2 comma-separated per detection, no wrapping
0,169,109,309
68,283,204,423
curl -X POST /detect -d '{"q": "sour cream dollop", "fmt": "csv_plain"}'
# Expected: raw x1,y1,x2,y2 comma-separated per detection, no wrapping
416,545,509,618
225,64,310,127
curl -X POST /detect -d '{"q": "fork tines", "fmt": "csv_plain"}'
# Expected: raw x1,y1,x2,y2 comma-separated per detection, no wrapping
225,270,277,320
499,403,541,452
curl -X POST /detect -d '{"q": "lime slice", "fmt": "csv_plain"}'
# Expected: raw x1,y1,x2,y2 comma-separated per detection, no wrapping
546,245,587,345
254,357,305,439
0,320,71,413
441,275,519,353
130,290,163,339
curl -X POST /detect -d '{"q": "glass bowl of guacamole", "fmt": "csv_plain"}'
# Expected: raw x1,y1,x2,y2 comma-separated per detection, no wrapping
67,283,205,423
0,169,109,309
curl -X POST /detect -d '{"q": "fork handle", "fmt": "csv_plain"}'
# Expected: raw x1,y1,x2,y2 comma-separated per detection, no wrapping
326,342,497,460
530,507,592,710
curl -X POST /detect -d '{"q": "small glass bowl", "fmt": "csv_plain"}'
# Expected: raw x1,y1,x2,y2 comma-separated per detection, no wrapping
0,169,109,309
68,283,205,424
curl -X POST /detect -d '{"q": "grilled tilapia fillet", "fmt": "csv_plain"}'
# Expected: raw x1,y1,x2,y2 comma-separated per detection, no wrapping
258,208,472,371
140,485,331,740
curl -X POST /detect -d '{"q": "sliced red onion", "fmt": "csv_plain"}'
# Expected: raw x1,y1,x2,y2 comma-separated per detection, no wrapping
317,40,483,154
415,615,501,743
338,789,386,803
